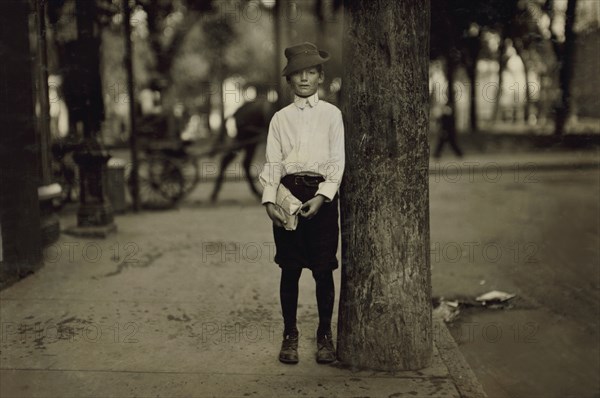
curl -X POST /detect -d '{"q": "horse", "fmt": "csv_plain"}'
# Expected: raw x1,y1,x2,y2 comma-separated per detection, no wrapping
209,98,275,202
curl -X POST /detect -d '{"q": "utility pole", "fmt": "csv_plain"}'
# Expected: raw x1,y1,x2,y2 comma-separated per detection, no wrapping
338,0,432,370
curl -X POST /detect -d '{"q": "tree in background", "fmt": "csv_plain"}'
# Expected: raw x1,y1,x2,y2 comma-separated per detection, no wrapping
46,0,111,138
431,1,460,137
431,0,521,133
493,1,545,123
46,0,218,140
543,0,578,135
430,0,592,135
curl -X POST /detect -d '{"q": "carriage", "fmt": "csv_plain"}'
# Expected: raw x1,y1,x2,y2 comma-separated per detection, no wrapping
129,100,270,209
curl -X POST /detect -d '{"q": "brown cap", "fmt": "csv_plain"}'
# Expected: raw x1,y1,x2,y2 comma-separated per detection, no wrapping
281,42,330,77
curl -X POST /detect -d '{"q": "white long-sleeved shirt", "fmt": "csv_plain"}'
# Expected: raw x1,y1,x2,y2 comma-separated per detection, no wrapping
259,92,345,204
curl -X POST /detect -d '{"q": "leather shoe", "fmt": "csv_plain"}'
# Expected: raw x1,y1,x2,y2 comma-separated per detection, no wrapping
316,332,336,364
279,332,299,364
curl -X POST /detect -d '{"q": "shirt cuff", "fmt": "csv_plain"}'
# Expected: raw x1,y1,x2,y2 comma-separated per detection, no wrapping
261,185,278,205
316,182,339,202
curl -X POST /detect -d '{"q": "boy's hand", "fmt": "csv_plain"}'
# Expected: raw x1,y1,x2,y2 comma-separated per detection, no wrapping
265,203,287,228
300,195,325,219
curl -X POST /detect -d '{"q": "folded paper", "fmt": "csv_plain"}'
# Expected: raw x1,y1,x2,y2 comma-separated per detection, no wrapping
275,184,303,231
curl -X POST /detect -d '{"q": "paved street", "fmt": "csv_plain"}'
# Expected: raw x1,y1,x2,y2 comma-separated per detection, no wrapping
428,159,600,398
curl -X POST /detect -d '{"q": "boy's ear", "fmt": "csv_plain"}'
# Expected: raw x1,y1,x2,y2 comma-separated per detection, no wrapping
318,71,325,84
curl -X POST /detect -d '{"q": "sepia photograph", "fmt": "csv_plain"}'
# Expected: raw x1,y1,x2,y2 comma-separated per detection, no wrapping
0,0,598,397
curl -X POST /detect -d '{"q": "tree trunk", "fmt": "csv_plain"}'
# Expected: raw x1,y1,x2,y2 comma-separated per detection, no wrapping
467,61,478,132
123,0,140,212
523,57,531,123
142,1,196,129
445,52,459,143
74,0,105,138
538,70,553,125
493,35,507,122
463,34,481,133
338,0,432,371
554,0,578,135
513,40,531,123
35,0,52,185
0,0,43,277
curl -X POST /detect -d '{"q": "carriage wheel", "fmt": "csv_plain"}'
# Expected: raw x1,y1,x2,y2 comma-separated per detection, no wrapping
128,156,184,210
175,157,200,196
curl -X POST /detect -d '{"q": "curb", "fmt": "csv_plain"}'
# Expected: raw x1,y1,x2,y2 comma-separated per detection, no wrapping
434,315,488,398
429,159,599,175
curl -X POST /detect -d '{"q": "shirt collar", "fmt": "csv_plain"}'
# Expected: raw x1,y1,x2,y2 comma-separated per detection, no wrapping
294,92,319,109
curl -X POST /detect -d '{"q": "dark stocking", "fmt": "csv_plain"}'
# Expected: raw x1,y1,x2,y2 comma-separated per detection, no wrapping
312,269,335,336
280,267,302,335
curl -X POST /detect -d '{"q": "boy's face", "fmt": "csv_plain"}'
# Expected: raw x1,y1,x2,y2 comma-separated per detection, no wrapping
288,66,324,98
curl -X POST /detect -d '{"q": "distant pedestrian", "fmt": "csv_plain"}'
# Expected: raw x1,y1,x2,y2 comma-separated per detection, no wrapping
259,42,345,365
433,105,463,158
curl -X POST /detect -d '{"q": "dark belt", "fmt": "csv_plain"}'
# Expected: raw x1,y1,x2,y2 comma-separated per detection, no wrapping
283,174,325,187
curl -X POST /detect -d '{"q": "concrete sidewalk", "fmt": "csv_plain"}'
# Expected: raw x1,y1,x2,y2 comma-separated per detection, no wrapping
0,204,485,397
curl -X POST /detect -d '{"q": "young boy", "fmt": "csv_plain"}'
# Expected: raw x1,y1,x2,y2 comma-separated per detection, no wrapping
259,42,345,364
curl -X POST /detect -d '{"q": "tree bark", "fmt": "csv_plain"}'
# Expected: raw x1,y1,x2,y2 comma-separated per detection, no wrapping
523,55,531,123
467,59,478,132
462,34,481,133
35,0,52,185
338,0,432,371
554,0,578,135
513,39,531,123
446,54,458,118
74,0,105,138
493,35,507,122
123,0,140,212
0,0,43,277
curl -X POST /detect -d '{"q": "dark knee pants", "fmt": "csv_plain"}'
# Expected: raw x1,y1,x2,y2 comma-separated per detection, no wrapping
273,174,339,272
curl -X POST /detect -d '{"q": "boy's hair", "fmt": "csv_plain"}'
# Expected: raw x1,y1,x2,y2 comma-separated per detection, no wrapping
285,64,324,83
